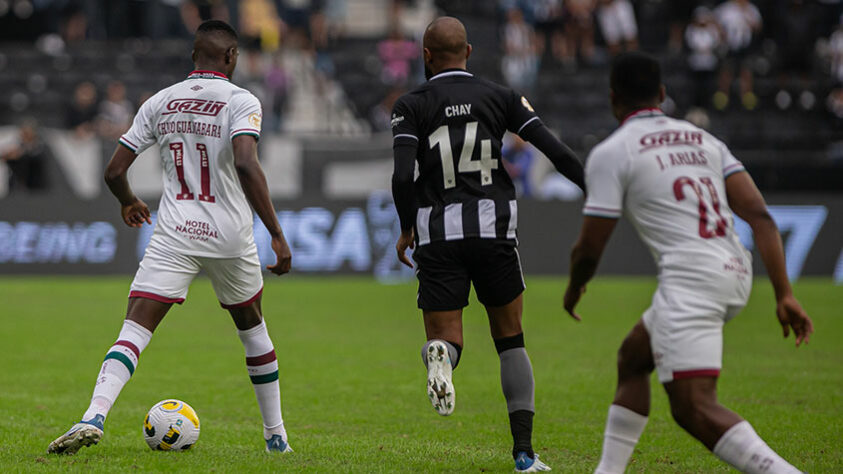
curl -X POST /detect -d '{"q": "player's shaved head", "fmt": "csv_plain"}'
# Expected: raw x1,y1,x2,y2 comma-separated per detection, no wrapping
424,17,467,57
422,16,471,78
192,20,239,77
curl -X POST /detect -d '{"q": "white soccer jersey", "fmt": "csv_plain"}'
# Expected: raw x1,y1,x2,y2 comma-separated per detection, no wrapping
584,109,751,298
120,70,262,258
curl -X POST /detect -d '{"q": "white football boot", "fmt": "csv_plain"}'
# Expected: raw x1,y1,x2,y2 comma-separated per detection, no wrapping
426,340,455,416
47,414,105,455
514,452,552,472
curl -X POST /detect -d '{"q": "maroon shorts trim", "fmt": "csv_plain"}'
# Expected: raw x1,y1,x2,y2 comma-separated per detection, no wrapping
220,287,263,310
129,291,185,304
673,368,721,380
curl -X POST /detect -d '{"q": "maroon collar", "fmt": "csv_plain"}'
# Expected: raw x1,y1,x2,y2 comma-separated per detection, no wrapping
621,107,663,125
187,70,229,81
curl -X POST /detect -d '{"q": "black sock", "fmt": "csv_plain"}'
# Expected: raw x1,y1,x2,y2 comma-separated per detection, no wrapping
509,409,534,459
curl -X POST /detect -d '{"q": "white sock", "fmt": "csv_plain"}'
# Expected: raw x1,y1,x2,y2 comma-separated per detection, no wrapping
595,404,649,474
82,320,152,421
713,421,801,474
238,321,286,441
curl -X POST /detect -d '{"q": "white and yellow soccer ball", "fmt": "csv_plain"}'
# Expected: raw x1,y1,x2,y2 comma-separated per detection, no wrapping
143,399,200,451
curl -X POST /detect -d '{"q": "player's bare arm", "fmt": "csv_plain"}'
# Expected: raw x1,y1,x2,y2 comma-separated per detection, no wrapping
232,134,291,275
564,216,618,320
520,124,586,192
104,144,151,228
725,171,814,346
391,137,418,269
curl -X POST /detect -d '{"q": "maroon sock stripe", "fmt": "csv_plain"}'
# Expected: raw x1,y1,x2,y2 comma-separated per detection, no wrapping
114,340,141,359
246,350,276,366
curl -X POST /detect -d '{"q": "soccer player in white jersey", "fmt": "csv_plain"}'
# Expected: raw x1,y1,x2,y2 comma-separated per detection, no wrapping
48,20,294,455
563,53,814,474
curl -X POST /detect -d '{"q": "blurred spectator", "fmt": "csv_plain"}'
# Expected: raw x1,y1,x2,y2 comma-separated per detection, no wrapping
377,27,418,86
145,0,190,39
827,85,843,122
501,134,535,197
714,0,762,110
369,88,404,132
66,82,98,138
685,7,722,108
501,7,539,92
239,0,284,50
564,0,597,64
532,0,570,66
667,1,696,55
60,5,88,43
97,80,133,141
596,0,638,56
322,0,348,44
829,16,843,82
274,0,315,48
1,119,49,192
265,52,291,131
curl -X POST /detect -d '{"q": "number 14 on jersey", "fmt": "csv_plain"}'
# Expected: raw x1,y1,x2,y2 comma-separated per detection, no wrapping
429,122,499,189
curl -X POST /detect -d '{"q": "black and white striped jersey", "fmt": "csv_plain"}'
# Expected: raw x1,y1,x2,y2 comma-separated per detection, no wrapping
391,69,542,246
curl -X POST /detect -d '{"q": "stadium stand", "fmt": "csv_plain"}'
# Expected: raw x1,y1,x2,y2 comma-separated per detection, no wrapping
1,0,842,197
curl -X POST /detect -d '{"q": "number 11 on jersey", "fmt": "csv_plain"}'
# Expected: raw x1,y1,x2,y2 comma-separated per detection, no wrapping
169,141,215,203
429,122,498,190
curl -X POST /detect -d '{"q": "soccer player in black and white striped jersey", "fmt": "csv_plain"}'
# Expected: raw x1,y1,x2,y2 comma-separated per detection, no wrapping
391,17,585,473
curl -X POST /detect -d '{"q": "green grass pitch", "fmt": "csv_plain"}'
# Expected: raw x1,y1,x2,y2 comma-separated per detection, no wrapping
1,276,840,473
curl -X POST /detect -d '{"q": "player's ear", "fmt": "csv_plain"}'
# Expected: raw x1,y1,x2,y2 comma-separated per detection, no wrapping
658,84,666,104
191,49,196,63
465,43,472,61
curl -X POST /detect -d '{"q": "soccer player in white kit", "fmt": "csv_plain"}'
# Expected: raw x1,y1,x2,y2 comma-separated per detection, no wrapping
563,53,814,473
48,20,294,455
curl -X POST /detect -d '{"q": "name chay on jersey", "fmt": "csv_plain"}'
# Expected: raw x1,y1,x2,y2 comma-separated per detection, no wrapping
582,109,750,281
118,70,263,258
390,70,543,246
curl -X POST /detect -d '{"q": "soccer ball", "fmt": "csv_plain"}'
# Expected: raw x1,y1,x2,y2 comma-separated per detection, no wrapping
143,399,200,451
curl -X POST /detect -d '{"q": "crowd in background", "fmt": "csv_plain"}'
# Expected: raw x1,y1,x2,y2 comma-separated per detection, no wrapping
2,0,843,196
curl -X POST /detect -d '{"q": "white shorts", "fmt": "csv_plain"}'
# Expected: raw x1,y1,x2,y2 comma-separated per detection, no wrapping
130,239,263,309
643,283,747,383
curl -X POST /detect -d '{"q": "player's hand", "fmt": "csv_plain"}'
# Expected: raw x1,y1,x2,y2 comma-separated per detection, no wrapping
395,228,415,269
267,235,292,276
563,283,585,322
121,198,152,228
776,294,813,347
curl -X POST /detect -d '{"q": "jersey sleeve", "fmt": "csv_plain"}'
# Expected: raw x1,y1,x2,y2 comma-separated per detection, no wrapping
391,95,419,146
582,144,626,219
716,137,745,178
118,99,154,154
506,89,542,137
229,92,262,141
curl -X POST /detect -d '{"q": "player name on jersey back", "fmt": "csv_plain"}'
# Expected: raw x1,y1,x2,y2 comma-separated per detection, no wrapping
120,70,263,258
391,70,544,246
583,110,751,286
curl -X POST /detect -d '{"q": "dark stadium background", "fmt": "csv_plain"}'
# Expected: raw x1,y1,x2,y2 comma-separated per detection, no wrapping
0,0,841,282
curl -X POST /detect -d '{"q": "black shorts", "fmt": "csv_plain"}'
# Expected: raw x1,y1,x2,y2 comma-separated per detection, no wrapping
412,239,525,311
